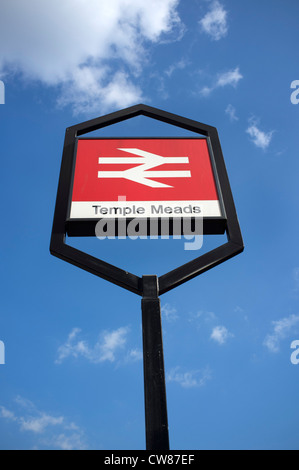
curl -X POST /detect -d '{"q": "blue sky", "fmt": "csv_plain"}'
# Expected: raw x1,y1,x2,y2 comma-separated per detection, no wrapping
0,0,299,450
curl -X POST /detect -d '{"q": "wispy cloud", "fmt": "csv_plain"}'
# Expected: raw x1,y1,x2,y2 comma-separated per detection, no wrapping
125,348,143,363
234,305,248,322
189,311,236,346
20,413,64,434
217,68,243,87
50,433,87,451
0,406,17,421
98,327,129,362
246,118,274,150
165,58,189,78
188,310,217,326
199,0,228,41
56,327,130,364
225,104,239,122
200,67,243,96
0,397,87,450
211,326,234,345
57,70,143,116
161,303,179,322
0,0,183,114
264,314,299,353
167,366,212,388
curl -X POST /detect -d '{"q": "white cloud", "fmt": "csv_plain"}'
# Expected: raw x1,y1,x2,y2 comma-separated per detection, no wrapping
217,68,243,87
51,433,87,451
199,0,228,41
125,348,143,363
211,326,234,345
57,69,143,116
188,310,217,326
200,67,243,96
0,406,17,421
167,366,212,388
56,326,129,364
0,0,182,114
0,397,87,450
20,414,64,434
225,104,239,121
161,303,179,322
165,58,189,78
55,328,87,363
246,118,274,150
264,314,299,353
98,327,129,362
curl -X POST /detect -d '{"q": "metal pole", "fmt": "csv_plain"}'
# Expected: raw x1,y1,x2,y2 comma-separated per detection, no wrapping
141,275,170,451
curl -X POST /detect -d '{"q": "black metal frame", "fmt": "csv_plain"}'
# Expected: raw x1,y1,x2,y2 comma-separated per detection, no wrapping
50,103,244,296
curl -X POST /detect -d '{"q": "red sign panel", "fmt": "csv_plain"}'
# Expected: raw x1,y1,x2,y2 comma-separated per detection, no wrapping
70,138,223,223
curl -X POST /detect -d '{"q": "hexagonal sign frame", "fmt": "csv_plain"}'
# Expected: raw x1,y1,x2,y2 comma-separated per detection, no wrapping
50,104,244,296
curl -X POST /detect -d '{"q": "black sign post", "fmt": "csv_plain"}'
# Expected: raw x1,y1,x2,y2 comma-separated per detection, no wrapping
142,275,169,450
50,104,244,450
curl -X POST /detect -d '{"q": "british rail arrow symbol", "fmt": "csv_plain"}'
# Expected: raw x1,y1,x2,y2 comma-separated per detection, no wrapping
98,148,191,188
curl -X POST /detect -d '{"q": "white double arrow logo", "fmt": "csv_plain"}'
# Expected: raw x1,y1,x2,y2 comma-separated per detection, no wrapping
98,148,191,188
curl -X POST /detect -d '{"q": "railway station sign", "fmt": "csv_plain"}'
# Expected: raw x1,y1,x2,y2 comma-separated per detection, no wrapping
50,104,243,295
50,104,244,450
68,137,226,237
